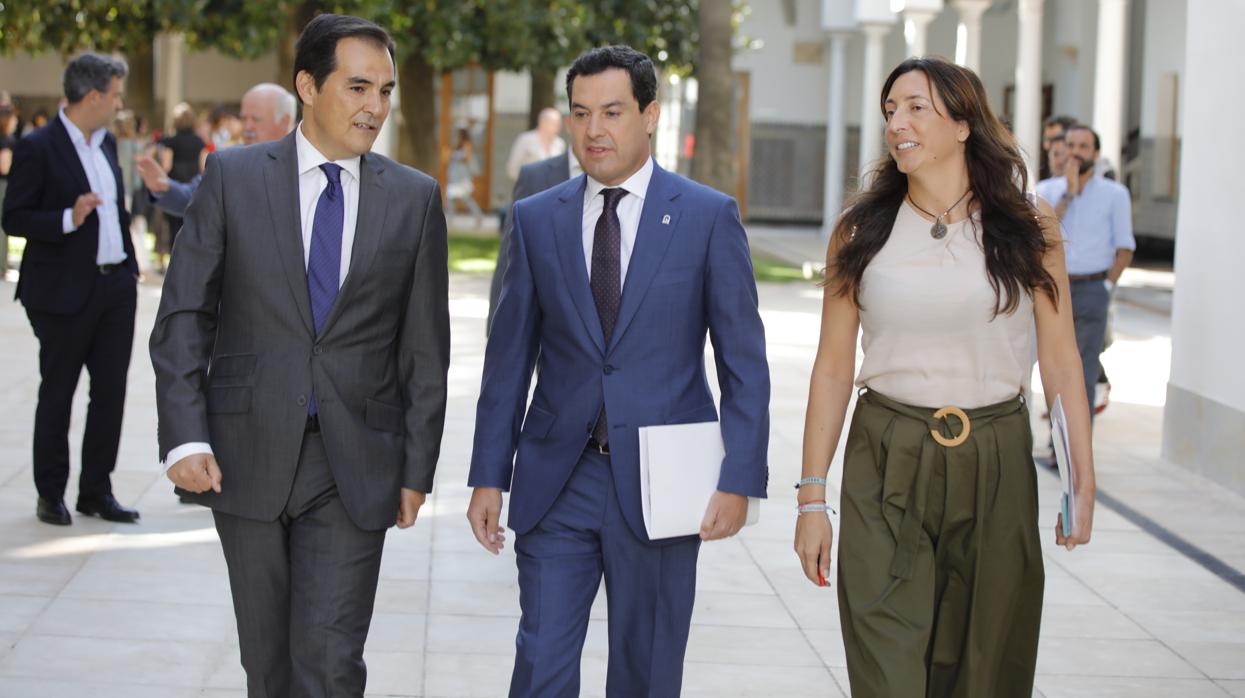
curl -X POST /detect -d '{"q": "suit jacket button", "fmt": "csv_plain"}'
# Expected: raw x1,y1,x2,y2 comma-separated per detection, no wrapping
297,395,307,406
603,365,615,375
313,346,324,355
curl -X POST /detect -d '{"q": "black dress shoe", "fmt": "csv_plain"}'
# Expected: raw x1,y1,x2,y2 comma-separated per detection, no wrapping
37,497,72,525
76,494,140,523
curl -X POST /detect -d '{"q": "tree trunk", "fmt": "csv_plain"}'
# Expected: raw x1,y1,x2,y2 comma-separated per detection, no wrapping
397,53,440,176
278,1,318,90
528,68,556,129
126,40,157,129
690,0,736,195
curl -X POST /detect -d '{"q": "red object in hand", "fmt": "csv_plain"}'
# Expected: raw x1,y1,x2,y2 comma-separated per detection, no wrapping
817,570,828,587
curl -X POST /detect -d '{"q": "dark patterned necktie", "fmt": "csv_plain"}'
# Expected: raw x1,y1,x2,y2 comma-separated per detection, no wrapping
590,187,626,446
306,162,344,415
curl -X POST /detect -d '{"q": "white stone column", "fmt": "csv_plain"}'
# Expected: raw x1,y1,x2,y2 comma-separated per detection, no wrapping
859,23,892,176
823,31,851,237
1093,0,1130,174
159,32,184,133
1014,0,1044,185
903,9,938,57
953,0,992,73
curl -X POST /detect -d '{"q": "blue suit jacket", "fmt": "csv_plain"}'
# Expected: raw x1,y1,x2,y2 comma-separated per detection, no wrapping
469,161,770,542
151,175,202,217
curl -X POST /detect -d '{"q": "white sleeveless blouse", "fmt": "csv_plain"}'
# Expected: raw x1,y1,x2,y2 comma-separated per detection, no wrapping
854,199,1035,409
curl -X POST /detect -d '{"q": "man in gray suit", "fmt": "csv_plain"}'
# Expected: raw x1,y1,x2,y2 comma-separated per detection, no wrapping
487,148,577,334
149,15,449,696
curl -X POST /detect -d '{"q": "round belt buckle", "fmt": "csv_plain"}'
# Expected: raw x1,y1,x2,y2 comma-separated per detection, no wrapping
930,406,971,447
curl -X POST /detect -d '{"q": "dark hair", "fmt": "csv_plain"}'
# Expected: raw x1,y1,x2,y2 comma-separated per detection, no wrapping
828,56,1057,317
63,53,128,104
293,14,396,105
566,45,658,111
1066,124,1101,151
1043,114,1077,132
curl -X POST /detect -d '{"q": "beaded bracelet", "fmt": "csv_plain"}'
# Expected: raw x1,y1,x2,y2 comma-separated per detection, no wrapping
797,500,836,515
794,476,828,489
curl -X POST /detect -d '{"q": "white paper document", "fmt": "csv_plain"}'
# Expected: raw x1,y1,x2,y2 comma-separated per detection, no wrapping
637,421,761,540
1049,394,1077,536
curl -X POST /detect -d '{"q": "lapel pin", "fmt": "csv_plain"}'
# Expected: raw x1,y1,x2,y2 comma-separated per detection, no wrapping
662,214,671,225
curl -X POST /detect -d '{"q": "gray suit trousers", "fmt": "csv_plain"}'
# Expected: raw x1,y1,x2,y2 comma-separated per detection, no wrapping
1070,278,1111,418
213,428,387,698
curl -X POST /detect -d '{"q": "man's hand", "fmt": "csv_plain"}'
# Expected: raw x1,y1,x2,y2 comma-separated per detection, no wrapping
699,490,749,541
136,154,170,194
396,488,426,529
1062,156,1083,197
166,453,222,494
466,487,506,555
71,193,103,228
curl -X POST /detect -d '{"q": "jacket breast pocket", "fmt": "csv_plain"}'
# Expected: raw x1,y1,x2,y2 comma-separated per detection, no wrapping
365,398,404,434
651,264,702,289
521,404,556,439
206,386,252,414
209,353,257,380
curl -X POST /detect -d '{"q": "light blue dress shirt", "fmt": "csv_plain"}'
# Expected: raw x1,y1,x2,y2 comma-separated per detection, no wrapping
1035,174,1135,275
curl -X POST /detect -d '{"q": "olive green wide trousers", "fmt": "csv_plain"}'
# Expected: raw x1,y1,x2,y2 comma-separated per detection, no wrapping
838,389,1044,698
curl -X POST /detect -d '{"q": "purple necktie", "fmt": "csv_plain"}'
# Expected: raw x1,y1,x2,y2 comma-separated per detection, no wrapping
307,162,344,415
590,187,626,445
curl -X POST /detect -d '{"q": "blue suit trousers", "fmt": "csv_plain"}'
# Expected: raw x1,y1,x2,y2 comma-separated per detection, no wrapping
509,450,700,698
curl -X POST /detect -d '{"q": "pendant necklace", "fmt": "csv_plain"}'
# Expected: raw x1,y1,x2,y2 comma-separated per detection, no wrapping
907,189,971,240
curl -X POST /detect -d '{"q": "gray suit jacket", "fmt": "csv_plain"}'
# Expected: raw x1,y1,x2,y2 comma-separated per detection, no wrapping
487,151,572,333
150,133,450,531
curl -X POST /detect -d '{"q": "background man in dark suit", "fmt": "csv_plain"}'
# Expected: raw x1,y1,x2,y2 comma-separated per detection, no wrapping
149,15,449,696
2,53,141,526
486,148,578,334
468,46,770,697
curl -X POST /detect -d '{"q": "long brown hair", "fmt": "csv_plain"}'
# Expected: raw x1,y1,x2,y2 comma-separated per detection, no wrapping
828,57,1057,316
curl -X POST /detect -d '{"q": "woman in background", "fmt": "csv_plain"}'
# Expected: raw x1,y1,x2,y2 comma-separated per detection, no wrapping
157,102,204,259
446,127,484,229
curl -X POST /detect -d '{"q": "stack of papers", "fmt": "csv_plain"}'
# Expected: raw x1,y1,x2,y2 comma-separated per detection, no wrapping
637,421,760,540
1049,395,1077,536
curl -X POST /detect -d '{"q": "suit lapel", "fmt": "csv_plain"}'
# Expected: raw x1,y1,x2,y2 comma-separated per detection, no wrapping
318,153,388,337
553,177,606,354
48,118,92,195
609,164,681,353
263,133,315,336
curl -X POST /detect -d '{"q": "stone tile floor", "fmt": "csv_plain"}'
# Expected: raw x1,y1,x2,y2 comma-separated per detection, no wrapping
0,270,1241,697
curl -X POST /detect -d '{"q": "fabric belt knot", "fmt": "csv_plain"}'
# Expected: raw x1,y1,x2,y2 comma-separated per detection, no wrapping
857,389,1025,581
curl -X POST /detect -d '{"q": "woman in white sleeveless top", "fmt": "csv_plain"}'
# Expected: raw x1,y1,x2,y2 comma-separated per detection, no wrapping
793,57,1096,697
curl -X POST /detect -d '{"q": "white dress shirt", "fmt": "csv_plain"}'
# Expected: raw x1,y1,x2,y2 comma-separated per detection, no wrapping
58,110,128,265
507,129,567,180
163,123,363,471
582,156,654,290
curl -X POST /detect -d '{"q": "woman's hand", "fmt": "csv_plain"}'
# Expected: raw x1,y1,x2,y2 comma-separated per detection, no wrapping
794,511,834,586
1055,483,1095,550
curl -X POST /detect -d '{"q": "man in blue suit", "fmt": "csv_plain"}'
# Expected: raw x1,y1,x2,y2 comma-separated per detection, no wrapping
467,46,770,697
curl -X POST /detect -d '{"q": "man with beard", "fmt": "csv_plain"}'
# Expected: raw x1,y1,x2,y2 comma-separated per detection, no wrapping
1036,124,1134,420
